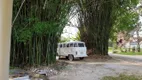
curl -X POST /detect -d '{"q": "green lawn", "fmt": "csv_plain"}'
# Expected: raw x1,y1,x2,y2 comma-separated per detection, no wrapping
119,52,142,55
108,47,142,55
108,47,113,52
102,74,142,80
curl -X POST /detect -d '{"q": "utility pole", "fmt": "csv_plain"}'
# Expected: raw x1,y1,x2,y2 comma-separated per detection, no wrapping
0,0,13,80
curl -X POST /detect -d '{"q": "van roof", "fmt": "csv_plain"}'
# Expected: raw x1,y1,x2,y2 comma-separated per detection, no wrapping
58,41,85,44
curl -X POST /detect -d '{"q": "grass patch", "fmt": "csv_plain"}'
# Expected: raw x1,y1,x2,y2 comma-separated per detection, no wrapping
108,47,113,52
119,52,142,55
109,47,142,55
102,74,142,80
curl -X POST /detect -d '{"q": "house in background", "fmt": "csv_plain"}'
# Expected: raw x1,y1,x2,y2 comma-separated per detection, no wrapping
129,26,142,38
116,26,142,49
126,26,142,48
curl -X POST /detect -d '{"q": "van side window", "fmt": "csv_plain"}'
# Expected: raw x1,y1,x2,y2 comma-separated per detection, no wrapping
74,43,78,47
60,44,62,48
78,43,84,47
67,44,69,47
70,43,74,47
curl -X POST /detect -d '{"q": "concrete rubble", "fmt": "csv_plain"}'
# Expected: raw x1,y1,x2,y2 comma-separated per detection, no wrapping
9,68,58,80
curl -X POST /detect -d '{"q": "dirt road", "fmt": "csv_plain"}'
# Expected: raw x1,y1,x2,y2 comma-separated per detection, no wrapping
49,53,142,80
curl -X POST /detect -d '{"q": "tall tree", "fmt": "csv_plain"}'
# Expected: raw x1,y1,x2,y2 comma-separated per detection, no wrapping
11,0,72,66
110,0,138,41
77,0,138,55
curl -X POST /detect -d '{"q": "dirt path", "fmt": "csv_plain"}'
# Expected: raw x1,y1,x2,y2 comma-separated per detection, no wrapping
49,54,142,80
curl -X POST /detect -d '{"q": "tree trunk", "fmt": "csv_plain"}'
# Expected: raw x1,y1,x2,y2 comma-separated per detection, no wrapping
79,0,113,55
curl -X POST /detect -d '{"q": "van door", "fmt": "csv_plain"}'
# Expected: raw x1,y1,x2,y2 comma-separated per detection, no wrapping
77,43,86,55
62,44,67,56
70,43,74,54
74,43,78,55
66,43,71,55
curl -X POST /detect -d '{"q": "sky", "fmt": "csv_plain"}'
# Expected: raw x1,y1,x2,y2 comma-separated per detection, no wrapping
61,26,79,38
61,6,79,39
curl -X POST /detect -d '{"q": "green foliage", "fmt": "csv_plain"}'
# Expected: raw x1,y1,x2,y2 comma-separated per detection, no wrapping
33,21,59,35
110,0,139,41
108,47,113,52
114,12,138,31
11,0,72,66
71,31,81,41
102,74,142,80
18,28,32,42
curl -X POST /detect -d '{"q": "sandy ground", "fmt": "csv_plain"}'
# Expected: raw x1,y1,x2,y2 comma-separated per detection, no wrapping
49,53,142,80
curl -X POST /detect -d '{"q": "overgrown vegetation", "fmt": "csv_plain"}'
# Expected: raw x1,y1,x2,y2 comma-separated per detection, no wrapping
11,0,140,66
11,0,72,66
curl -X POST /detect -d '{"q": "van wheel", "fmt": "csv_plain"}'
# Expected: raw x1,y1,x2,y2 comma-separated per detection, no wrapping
68,55,74,61
66,56,68,59
80,57,84,60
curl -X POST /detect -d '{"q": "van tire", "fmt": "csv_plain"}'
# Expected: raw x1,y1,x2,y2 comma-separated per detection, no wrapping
68,54,74,61
66,56,68,59
80,57,84,60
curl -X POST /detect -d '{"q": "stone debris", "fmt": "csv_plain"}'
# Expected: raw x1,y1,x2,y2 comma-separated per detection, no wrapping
9,68,58,80
9,69,29,80
29,67,58,77
9,75,30,80
9,62,68,80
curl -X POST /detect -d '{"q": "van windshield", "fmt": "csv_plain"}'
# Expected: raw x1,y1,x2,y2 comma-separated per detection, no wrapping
78,43,84,47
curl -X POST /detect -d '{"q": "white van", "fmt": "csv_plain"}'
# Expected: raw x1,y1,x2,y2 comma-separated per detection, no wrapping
57,41,88,61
